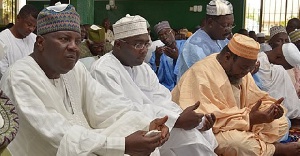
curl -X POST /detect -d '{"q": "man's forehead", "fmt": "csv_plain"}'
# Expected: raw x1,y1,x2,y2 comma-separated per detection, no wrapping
273,32,288,40
44,31,81,37
21,15,37,21
158,28,172,34
217,14,234,21
124,33,149,41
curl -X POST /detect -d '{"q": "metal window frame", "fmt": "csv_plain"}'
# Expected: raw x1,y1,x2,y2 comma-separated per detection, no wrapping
245,0,300,35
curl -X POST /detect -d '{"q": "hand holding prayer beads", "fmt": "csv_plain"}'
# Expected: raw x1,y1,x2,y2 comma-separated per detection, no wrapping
125,130,161,156
125,116,170,155
148,116,170,146
174,101,204,130
198,113,216,131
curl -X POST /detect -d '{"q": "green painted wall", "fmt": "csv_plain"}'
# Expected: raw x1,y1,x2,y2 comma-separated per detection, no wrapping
71,0,94,24
27,0,245,34
93,0,245,38
26,1,48,11
27,0,94,24
94,0,210,32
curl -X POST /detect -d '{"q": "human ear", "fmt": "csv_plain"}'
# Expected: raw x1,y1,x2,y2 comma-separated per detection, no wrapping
224,51,232,61
206,18,214,27
36,36,45,52
114,40,122,49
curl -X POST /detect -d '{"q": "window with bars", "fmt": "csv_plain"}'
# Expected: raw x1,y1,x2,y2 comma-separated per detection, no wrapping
245,0,300,36
0,0,16,26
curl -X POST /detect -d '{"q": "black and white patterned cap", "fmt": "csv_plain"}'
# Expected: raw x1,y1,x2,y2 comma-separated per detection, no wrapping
206,0,233,16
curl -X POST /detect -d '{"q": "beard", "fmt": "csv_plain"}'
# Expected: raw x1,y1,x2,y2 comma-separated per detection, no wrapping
227,66,242,85
228,76,242,85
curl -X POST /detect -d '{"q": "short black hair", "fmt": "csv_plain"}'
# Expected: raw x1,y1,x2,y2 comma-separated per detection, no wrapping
18,4,39,19
238,28,248,33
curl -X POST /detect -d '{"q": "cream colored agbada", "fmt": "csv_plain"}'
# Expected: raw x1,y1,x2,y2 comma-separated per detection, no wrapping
172,54,288,156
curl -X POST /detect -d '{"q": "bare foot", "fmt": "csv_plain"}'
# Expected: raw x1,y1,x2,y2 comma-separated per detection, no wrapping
274,142,300,156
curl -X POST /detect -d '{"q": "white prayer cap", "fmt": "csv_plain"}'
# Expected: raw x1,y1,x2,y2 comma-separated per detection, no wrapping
269,26,287,40
206,0,233,16
113,14,148,40
282,43,300,67
257,33,265,38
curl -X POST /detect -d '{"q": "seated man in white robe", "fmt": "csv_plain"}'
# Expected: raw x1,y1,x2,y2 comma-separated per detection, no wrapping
0,3,170,156
90,14,218,156
288,30,300,98
256,43,300,119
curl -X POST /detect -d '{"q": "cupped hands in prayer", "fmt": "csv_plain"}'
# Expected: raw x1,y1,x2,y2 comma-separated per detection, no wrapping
249,97,284,128
163,46,178,60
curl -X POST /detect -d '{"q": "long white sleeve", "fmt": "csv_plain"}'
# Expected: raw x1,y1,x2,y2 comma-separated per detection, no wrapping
89,53,181,131
0,57,125,156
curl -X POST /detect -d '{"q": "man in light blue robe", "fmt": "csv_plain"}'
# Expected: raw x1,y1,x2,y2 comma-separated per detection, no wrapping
149,21,186,90
176,0,234,81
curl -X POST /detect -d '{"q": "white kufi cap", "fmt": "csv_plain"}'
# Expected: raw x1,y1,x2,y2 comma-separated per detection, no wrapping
282,43,300,67
257,33,265,38
206,0,233,16
113,14,148,40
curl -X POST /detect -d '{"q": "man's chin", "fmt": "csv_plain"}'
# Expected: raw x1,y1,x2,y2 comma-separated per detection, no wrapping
229,77,242,85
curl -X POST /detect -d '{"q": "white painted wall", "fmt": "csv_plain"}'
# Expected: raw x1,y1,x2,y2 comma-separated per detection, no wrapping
17,0,26,13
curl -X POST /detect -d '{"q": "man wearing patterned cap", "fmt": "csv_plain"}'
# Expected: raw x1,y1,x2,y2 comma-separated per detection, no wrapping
79,25,112,58
268,25,290,49
0,3,170,156
256,43,300,120
148,21,186,90
79,25,113,70
269,26,299,99
172,34,300,155
90,14,218,156
290,29,300,50
176,0,234,81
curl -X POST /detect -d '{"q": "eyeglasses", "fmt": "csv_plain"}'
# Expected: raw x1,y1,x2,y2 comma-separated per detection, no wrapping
120,39,151,50
158,29,173,39
213,19,236,30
